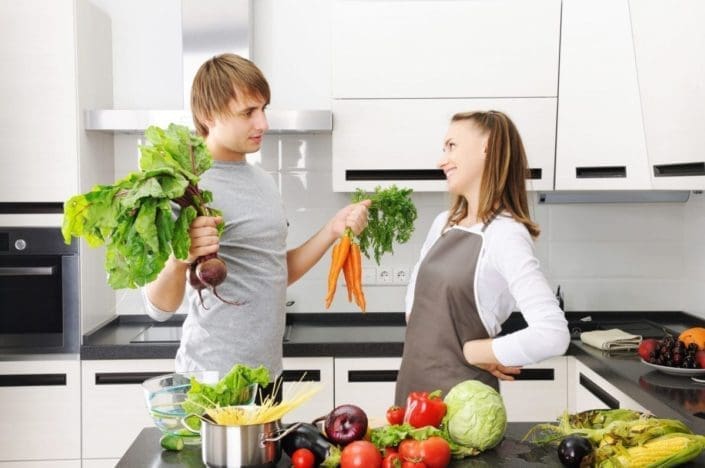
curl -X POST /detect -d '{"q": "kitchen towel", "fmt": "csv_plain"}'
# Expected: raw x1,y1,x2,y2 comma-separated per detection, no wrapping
580,328,642,351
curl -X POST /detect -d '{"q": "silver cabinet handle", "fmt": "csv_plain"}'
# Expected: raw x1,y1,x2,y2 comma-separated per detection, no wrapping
0,266,55,276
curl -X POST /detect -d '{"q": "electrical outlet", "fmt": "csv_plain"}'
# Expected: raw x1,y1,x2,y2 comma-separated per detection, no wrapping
376,266,394,285
362,266,377,285
393,266,410,284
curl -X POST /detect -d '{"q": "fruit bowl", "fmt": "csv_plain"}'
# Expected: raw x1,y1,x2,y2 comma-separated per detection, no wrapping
639,359,705,377
142,371,257,444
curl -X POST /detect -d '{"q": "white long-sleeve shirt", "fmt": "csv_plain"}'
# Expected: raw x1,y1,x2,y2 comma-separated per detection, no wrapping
405,211,570,366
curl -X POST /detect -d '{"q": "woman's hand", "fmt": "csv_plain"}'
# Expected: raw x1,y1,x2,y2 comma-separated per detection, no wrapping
473,363,522,381
462,338,522,380
329,200,371,238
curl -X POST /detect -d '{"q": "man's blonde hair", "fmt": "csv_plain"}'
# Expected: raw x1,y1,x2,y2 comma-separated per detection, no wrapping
191,53,271,136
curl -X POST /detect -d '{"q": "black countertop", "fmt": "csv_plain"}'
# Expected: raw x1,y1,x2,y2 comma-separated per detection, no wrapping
85,311,705,435
114,423,587,467
118,423,705,467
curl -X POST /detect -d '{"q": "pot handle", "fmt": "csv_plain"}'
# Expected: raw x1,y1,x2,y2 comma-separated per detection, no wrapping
260,422,303,447
181,413,211,434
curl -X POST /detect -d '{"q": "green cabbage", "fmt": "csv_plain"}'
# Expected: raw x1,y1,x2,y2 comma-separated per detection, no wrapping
442,380,507,451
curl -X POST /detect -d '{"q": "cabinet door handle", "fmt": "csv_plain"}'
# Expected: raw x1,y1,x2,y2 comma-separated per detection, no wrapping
513,368,554,381
0,373,66,387
281,370,321,382
527,168,542,180
348,370,398,382
95,372,170,385
0,266,55,276
579,373,619,409
346,169,445,181
653,162,705,177
576,166,627,179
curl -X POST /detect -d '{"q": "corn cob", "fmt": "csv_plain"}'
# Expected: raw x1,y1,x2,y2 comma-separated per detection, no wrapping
598,433,705,468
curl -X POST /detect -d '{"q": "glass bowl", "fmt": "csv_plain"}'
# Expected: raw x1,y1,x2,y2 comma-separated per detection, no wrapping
141,371,258,444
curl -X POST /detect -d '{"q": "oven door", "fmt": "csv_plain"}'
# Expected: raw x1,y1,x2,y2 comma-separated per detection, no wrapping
0,253,79,352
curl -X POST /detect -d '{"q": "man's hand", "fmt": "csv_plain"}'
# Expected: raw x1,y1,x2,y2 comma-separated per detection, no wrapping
473,363,522,381
329,199,371,238
183,216,222,263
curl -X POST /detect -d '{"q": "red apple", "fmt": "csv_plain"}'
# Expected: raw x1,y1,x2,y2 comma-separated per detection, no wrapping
638,338,658,361
695,350,705,369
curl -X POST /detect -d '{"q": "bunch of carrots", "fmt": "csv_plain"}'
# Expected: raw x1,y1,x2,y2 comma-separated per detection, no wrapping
325,228,365,312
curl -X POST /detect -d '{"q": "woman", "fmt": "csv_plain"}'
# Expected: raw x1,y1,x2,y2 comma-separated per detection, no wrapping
394,110,570,405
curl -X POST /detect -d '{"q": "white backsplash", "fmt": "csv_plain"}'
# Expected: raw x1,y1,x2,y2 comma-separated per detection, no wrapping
114,133,704,318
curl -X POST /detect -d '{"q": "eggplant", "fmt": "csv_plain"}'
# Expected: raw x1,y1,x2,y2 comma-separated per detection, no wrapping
281,422,339,466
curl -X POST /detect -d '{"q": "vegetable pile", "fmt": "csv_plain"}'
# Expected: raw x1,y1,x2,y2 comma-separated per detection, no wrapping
524,408,705,467
62,124,234,306
326,185,417,312
371,380,507,466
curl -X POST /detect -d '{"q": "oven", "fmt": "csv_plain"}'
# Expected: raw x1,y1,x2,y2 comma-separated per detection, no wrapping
0,227,79,354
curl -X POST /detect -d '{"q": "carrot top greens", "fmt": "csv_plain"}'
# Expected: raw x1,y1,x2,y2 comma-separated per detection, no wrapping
62,123,222,289
351,185,417,265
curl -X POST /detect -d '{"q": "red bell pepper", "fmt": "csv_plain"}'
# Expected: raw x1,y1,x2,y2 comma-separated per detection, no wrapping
403,390,447,428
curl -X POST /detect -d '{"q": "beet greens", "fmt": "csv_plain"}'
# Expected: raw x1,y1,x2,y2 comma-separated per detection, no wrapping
62,123,236,306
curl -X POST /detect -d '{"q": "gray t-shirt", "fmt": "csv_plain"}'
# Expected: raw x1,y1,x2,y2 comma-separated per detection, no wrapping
143,160,288,377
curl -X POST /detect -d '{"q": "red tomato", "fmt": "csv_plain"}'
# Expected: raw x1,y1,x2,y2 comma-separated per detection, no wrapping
383,452,402,468
291,448,315,468
399,439,422,462
418,437,451,468
386,405,406,425
401,462,427,468
399,437,451,468
341,440,383,468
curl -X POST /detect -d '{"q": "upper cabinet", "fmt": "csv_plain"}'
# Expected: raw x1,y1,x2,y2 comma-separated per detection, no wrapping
630,0,705,189
0,1,79,202
0,0,113,204
332,98,557,192
331,0,561,192
332,0,561,99
555,0,651,190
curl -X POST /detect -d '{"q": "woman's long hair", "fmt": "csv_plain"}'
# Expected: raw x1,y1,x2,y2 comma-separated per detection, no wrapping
445,110,540,238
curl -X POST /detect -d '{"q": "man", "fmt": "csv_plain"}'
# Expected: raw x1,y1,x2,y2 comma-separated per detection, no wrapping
143,54,369,396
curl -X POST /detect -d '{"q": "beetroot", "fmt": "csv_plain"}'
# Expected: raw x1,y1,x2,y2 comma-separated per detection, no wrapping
187,254,241,308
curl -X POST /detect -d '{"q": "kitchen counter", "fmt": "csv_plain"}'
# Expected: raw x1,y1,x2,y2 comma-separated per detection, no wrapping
119,422,649,467
85,311,705,434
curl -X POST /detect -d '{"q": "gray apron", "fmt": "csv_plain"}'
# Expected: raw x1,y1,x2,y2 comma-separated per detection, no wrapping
395,221,498,406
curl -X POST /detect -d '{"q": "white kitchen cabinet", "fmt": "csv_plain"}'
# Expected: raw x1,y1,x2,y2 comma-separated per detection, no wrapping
281,357,335,424
0,359,80,463
499,356,567,422
0,1,78,202
555,0,651,190
630,0,705,189
0,462,80,468
332,98,557,192
332,0,560,99
334,357,402,418
81,359,174,460
568,358,648,414
81,460,119,468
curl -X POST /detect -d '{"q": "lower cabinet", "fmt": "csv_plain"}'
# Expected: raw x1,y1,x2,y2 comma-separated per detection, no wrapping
281,357,334,424
0,462,81,468
81,460,119,468
500,356,568,422
81,359,174,461
0,359,81,463
334,357,402,419
568,358,648,413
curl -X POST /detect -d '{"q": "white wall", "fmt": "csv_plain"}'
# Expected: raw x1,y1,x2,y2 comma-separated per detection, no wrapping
96,1,703,318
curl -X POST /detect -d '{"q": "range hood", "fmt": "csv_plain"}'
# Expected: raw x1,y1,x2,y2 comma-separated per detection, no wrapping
85,0,331,134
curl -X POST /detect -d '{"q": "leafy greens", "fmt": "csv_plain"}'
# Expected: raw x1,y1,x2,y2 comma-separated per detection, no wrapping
351,185,417,265
62,124,221,289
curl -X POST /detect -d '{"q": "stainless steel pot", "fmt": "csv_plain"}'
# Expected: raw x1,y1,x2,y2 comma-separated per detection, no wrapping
183,414,300,467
